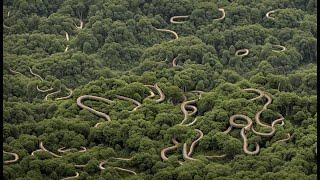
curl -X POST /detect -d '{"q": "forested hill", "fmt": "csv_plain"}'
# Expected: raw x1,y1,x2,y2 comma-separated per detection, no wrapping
3,0,317,179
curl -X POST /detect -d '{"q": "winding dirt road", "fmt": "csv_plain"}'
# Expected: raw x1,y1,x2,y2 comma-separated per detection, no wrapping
115,95,141,112
223,88,286,155
185,117,198,126
77,95,114,121
169,8,225,24
243,88,277,131
266,9,278,20
251,116,284,137
235,49,249,57
229,114,253,129
74,20,84,30
187,129,203,156
172,56,179,67
56,88,73,100
45,88,62,101
241,127,260,155
57,146,86,153
28,66,56,93
40,141,62,158
154,84,166,103
229,114,260,155
205,154,227,159
61,172,79,180
3,150,19,164
146,90,155,99
37,86,54,93
31,149,43,156
161,137,180,161
180,99,197,125
170,16,189,24
215,8,226,21
182,143,199,161
272,45,286,52
144,84,165,103
99,158,136,175
185,105,197,116
29,67,44,81
274,133,291,144
39,142,62,158
155,28,179,40
243,88,264,101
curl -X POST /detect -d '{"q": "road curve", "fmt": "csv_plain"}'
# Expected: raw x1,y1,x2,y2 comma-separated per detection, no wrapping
147,90,155,99
40,141,62,158
31,149,43,156
185,105,197,116
45,88,62,101
185,117,198,126
214,8,226,21
99,159,136,175
274,133,291,144
94,122,106,128
223,126,233,134
187,129,203,156
74,20,84,30
172,56,179,67
266,9,278,20
228,114,260,155
182,143,199,161
229,114,253,129
56,88,73,100
76,95,114,121
170,16,189,24
272,45,286,52
155,28,179,40
254,109,273,129
28,67,44,81
253,92,273,128
154,83,165,103
37,85,54,93
115,95,141,112
61,172,79,180
235,49,249,57
241,128,260,155
180,99,197,125
251,116,284,137
57,146,86,153
161,138,180,161
243,88,264,101
262,92,272,109
3,150,19,164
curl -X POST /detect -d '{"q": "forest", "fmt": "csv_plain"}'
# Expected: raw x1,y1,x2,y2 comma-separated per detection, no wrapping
3,0,317,179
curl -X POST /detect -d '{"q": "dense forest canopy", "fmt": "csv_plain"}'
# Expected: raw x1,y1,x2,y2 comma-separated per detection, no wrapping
3,0,317,179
